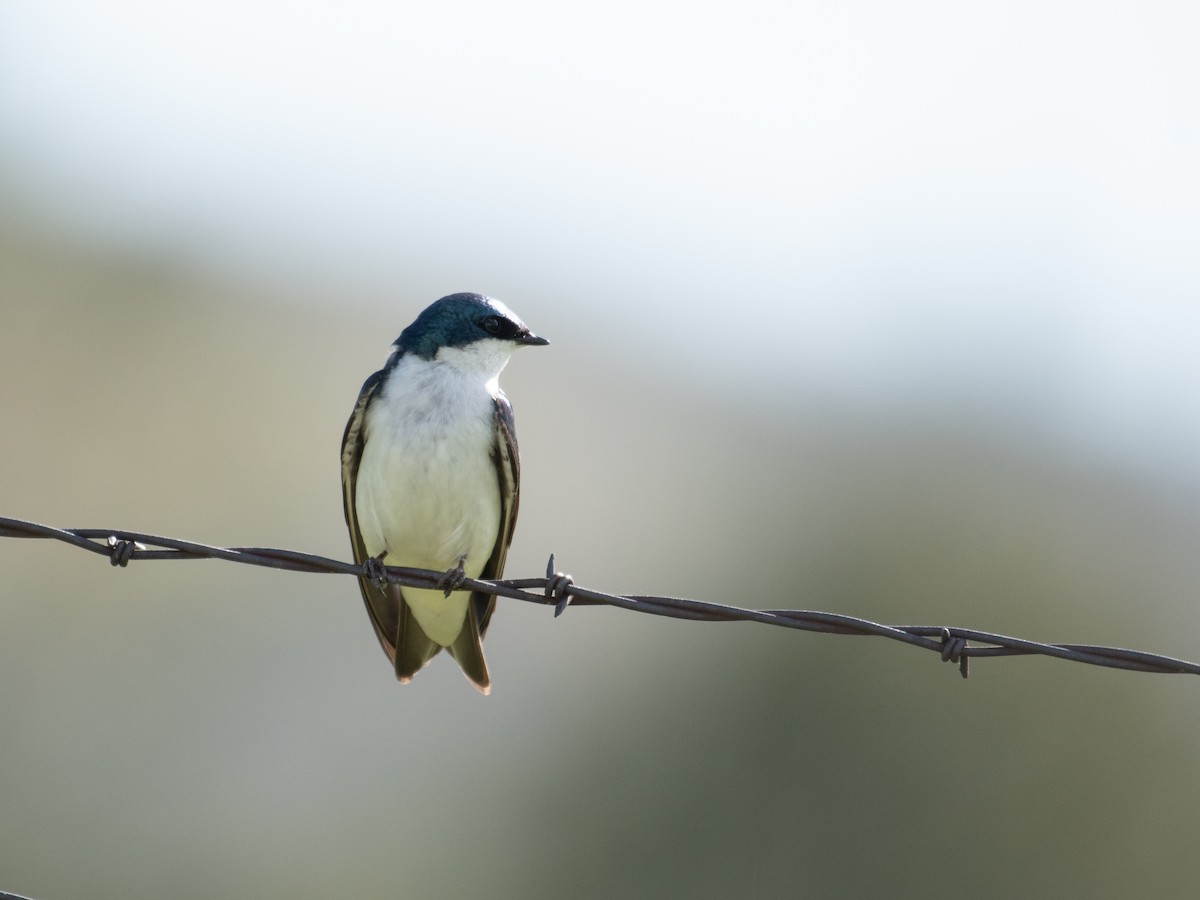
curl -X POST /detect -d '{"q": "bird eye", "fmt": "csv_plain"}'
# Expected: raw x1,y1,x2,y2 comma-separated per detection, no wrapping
480,316,504,336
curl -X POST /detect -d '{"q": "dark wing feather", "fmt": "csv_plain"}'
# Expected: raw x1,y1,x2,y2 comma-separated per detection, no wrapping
340,368,440,675
478,391,522,636
445,392,521,694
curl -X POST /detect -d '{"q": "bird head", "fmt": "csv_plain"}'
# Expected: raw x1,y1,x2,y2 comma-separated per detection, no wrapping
395,293,549,365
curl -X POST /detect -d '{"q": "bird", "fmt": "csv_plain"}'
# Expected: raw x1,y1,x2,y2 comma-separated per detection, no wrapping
340,293,548,694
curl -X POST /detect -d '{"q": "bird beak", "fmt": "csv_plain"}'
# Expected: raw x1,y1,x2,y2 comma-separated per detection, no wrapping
518,331,550,347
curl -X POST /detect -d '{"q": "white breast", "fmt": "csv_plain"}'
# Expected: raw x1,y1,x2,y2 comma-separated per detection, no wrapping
355,350,506,645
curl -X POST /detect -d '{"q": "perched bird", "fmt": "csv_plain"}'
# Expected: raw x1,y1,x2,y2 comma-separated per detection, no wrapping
341,293,548,694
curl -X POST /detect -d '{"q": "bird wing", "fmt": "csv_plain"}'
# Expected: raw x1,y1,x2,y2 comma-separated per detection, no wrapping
480,391,522,635
340,367,440,676
444,392,521,692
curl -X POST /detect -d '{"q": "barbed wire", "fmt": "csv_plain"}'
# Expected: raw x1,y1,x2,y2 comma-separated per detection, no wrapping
2,515,1197,679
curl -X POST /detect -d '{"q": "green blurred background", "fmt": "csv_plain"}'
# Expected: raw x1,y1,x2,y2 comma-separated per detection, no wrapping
2,2,1200,898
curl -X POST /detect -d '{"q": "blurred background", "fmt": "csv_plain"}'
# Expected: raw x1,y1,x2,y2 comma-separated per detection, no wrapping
2,1,1199,897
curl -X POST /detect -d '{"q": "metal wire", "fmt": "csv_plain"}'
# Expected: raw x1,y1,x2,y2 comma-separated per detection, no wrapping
2,515,1198,678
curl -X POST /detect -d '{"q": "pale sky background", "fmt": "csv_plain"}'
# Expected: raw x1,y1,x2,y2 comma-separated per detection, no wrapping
2,0,1199,489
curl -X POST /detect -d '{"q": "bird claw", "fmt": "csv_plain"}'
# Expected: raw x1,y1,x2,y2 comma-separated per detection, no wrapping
439,556,468,597
545,553,575,617
363,552,389,591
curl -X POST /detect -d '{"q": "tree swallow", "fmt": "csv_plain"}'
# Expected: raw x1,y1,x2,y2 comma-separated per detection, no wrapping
340,293,548,694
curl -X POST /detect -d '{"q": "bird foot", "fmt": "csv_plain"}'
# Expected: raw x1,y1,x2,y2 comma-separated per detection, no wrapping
439,556,468,597
545,553,575,617
363,552,389,591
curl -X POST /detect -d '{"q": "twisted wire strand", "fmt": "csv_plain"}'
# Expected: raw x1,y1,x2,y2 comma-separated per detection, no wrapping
2,516,1197,677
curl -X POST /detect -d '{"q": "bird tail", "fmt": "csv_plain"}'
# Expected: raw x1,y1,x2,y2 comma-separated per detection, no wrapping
446,598,492,695
395,594,441,683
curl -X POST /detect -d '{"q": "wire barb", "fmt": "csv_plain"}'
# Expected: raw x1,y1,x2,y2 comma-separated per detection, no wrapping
545,553,575,617
939,627,970,679
2,515,1198,679
106,535,142,567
